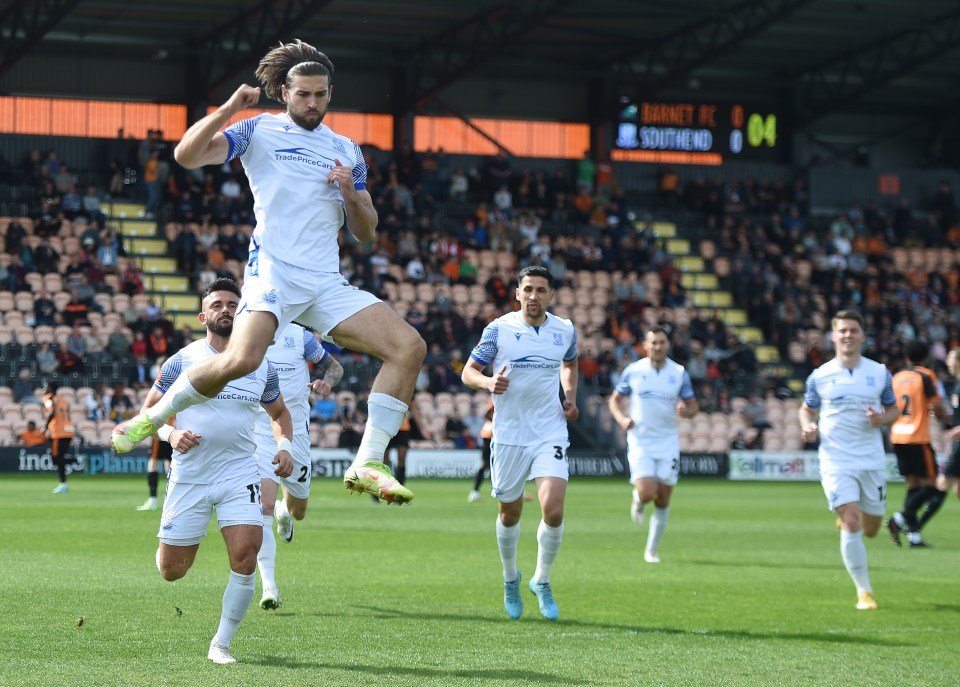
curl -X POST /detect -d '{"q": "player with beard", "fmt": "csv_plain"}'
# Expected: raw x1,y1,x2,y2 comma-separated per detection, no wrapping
112,39,424,508
461,265,579,621
137,278,294,664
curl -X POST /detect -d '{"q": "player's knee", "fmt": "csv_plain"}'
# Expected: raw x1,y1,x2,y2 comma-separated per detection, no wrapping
499,511,520,527
542,511,564,528
231,555,257,576
158,563,187,582
398,328,427,366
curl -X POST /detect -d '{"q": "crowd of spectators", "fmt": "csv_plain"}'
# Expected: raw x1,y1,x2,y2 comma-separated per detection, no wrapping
4,133,960,449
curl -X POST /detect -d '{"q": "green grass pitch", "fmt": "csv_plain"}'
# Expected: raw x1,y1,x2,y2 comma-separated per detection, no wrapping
1,474,959,687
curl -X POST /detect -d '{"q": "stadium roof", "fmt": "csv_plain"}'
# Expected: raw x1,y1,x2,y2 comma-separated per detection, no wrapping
3,0,960,149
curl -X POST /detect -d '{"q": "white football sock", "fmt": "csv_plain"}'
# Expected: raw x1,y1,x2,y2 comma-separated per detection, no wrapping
212,570,255,648
496,518,521,582
646,507,669,553
532,520,564,584
146,373,209,426
257,514,277,595
354,393,408,465
840,530,872,595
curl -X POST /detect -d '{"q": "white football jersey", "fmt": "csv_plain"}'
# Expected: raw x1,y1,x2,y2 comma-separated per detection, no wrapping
157,340,281,484
469,311,577,446
803,357,895,470
223,113,368,272
253,323,326,442
615,357,694,458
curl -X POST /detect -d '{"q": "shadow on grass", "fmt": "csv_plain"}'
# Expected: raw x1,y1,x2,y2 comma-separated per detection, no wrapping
247,657,585,683
682,558,838,572
930,603,960,613
334,605,913,647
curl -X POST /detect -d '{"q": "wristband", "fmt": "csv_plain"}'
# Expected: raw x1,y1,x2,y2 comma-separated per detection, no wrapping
157,424,174,442
277,437,293,454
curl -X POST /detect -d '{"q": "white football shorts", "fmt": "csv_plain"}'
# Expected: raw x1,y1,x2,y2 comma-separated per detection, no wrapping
240,250,380,342
490,440,569,503
627,447,681,486
819,467,886,516
254,429,312,500
158,469,263,546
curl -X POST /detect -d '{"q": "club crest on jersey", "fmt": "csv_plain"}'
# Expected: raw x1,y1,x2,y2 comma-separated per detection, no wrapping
262,289,278,304
284,336,295,348
553,333,563,346
332,139,346,155
865,376,875,386
244,371,258,381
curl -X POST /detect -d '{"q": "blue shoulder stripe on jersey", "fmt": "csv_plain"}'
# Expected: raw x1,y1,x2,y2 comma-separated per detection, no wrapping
471,322,499,365
351,142,367,189
157,351,184,393
262,361,282,404
302,328,325,363
224,114,263,160
563,327,578,362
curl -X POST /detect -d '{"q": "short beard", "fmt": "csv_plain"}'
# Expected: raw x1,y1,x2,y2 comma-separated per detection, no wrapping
207,319,233,338
288,109,323,131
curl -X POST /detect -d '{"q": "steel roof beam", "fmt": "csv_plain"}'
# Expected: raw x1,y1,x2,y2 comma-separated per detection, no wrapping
0,0,84,77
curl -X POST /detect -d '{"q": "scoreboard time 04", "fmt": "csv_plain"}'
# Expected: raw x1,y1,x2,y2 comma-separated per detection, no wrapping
614,100,778,160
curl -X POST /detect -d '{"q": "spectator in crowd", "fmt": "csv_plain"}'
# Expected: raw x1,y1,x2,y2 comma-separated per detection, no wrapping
730,430,750,450
13,367,41,405
18,420,48,448
33,239,60,274
129,354,152,389
106,327,133,359
131,330,148,358
33,291,57,327
171,325,196,351
81,186,105,225
740,392,774,446
309,389,339,423
147,325,170,362
84,326,110,366
97,228,124,272
109,382,135,423
121,260,144,295
36,342,59,376
85,383,110,422
64,322,86,365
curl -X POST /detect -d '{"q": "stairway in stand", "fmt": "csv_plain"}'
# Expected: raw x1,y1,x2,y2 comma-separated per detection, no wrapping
649,221,796,392
105,201,200,332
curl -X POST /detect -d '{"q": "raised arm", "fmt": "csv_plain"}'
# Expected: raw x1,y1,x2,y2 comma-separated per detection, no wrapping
174,84,261,169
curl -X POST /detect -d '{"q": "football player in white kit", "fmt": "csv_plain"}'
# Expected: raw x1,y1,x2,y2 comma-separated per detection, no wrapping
141,279,295,664
461,266,579,621
798,310,899,610
112,39,424,507
608,326,698,564
254,322,343,610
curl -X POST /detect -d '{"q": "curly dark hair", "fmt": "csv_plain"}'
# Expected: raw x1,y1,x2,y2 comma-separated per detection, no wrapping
255,39,335,102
